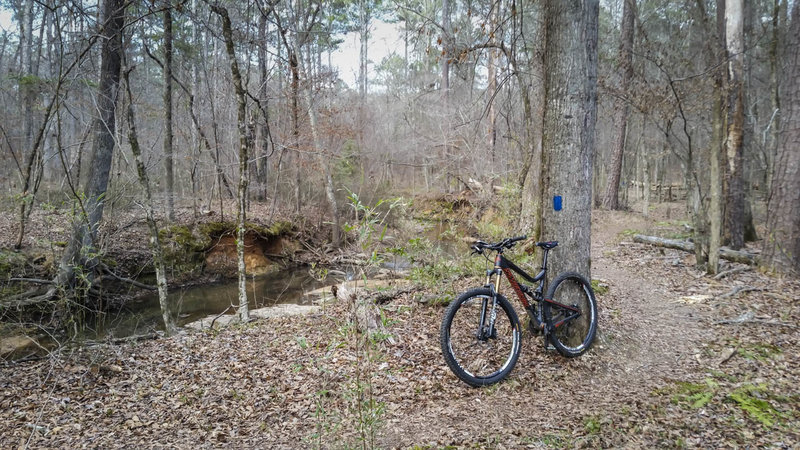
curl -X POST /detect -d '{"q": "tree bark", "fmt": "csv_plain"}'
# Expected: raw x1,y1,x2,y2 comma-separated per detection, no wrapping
539,0,599,280
123,65,177,336
709,88,723,275
763,2,800,275
723,0,746,250
359,0,370,98
57,0,125,290
601,0,635,211
441,0,451,98
163,3,175,221
765,0,784,195
518,1,545,239
14,0,39,250
212,4,250,322
256,8,271,201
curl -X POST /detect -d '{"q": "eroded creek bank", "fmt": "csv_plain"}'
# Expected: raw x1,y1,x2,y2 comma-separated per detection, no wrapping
2,203,475,359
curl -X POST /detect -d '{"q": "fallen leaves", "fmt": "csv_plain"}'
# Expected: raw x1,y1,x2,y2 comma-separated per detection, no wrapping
1,209,799,448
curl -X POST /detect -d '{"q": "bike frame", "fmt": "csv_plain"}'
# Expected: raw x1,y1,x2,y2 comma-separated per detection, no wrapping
483,249,580,334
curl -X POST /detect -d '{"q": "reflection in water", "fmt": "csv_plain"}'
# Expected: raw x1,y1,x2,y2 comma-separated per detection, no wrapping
90,267,339,339
84,221,463,340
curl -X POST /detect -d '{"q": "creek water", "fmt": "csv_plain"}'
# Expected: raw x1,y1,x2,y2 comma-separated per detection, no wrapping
92,221,465,340
90,267,341,339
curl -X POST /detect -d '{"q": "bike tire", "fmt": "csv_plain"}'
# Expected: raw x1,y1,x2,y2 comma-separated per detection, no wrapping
440,288,522,387
543,272,598,357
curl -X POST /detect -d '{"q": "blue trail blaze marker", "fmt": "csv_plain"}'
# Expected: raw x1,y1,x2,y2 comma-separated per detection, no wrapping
554,195,563,211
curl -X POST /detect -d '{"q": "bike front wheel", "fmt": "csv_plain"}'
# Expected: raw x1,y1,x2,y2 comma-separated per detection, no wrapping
543,272,598,357
440,288,521,387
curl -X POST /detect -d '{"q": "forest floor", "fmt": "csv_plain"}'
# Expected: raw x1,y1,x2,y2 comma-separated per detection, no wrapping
1,201,799,448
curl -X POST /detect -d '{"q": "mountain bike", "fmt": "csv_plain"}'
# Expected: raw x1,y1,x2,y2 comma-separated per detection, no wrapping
440,236,598,387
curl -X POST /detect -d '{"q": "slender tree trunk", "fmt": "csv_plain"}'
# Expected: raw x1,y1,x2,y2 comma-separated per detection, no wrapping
601,0,635,210
359,0,370,98
212,5,250,322
163,3,175,221
256,9,271,201
123,65,176,335
0,31,8,71
763,2,800,275
709,90,723,275
14,0,37,250
487,3,499,166
289,49,301,214
539,0,599,280
766,0,784,195
303,80,341,247
441,0,451,98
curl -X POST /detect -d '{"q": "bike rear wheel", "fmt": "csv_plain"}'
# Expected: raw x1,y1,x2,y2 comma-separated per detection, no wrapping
440,288,521,387
543,272,597,357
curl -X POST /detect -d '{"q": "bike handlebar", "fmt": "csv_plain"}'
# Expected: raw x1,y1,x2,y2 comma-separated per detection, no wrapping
470,235,527,254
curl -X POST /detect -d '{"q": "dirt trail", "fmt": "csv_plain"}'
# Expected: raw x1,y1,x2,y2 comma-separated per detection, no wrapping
379,208,718,447
591,210,712,383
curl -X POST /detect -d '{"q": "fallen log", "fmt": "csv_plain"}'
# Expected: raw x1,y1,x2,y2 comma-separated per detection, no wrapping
632,234,757,265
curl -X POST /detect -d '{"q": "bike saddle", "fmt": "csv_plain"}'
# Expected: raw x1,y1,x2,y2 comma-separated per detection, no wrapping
536,241,559,250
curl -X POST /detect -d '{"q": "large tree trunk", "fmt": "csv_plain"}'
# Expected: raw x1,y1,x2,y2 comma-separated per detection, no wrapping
212,5,250,322
57,0,125,289
763,2,800,275
123,65,177,336
601,0,635,211
723,0,746,250
539,0,599,280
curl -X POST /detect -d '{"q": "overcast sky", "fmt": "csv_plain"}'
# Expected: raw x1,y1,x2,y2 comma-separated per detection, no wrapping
331,20,403,90
0,10,402,91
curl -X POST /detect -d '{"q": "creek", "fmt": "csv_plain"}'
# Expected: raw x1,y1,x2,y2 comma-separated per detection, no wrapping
2,219,468,359
93,267,342,339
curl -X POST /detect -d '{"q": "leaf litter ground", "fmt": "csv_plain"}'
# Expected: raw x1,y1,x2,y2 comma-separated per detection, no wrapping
1,207,798,448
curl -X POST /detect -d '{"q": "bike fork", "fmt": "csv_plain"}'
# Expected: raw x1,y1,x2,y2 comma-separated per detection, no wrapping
479,268,503,340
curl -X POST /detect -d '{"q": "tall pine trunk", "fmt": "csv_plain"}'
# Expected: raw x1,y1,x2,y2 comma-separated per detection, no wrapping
601,0,635,210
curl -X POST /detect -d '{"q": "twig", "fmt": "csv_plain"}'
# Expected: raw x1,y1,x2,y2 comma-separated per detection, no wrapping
8,278,55,285
99,266,156,291
713,267,751,280
369,286,421,305
209,305,234,329
718,286,763,299
717,346,739,366
714,311,798,329
82,332,162,347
